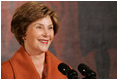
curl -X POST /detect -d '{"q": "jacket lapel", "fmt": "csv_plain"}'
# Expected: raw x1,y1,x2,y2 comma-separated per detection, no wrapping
10,46,40,79
45,51,67,79
10,46,67,79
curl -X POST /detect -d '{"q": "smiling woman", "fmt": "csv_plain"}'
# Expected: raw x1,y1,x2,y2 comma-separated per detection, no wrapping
1,1,69,79
24,16,54,56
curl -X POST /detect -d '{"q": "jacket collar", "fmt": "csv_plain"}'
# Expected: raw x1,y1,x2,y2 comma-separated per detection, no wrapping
10,46,67,79
11,46,40,79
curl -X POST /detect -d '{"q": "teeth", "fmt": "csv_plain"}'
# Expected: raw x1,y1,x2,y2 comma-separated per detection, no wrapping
41,41,48,42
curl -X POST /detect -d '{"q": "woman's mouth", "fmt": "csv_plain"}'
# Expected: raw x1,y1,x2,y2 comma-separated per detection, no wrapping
38,39,48,44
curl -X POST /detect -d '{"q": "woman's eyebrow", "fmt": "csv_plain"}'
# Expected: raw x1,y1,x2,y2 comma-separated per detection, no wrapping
32,23,44,26
32,23,53,26
48,24,53,26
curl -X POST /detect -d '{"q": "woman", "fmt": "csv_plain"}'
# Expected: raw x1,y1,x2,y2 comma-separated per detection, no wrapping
1,1,68,79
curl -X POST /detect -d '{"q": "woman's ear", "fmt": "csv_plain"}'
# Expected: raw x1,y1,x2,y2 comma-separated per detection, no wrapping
22,34,27,40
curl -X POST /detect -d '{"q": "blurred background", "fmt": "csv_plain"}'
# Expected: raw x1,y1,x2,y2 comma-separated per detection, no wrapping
1,1,117,79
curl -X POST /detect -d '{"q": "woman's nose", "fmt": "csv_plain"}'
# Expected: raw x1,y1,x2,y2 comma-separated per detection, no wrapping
42,29,50,37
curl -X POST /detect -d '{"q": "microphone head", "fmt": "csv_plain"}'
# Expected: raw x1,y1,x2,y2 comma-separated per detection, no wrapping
78,63,90,76
78,63,96,77
67,69,78,79
58,63,71,75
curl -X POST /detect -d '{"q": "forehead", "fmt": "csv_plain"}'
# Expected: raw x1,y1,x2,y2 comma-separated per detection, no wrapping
31,16,53,26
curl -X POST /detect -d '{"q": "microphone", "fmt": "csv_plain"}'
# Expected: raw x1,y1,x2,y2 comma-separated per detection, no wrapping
78,63,96,79
58,63,78,79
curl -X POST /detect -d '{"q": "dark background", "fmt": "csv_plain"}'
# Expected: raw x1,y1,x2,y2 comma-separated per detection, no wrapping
1,1,117,79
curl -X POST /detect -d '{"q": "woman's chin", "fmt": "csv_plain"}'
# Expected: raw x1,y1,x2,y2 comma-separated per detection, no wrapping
36,46,49,53
40,48,48,53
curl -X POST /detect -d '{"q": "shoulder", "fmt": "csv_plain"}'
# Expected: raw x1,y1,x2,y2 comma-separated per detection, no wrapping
45,51,68,79
2,60,11,66
1,60,14,79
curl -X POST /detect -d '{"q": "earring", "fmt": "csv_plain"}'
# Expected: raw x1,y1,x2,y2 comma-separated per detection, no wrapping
22,37,26,40
24,37,26,40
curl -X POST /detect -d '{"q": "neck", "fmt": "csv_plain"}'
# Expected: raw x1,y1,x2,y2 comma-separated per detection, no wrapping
30,53,46,79
23,45,46,62
23,46,47,78
30,53,45,65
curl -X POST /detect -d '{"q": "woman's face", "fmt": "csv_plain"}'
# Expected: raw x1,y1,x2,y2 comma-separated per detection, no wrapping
24,16,54,55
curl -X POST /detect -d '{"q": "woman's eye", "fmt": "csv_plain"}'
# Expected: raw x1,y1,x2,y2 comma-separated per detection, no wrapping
36,26,42,29
49,27,53,29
